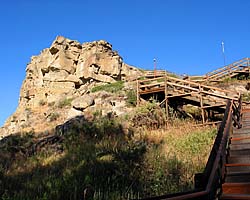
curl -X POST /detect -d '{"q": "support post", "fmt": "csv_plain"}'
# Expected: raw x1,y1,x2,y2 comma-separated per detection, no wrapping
247,58,250,78
137,80,140,106
199,84,205,124
165,73,169,124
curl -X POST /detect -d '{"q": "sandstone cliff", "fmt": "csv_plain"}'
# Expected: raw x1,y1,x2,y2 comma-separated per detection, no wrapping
0,36,143,138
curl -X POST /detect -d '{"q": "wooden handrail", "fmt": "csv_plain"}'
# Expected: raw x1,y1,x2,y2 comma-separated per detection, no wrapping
135,98,242,200
138,75,239,101
206,58,248,76
205,58,250,80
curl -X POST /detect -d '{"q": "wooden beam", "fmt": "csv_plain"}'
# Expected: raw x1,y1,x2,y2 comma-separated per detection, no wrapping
167,92,193,98
165,75,169,123
199,84,205,124
136,80,140,106
202,104,226,109
139,87,165,95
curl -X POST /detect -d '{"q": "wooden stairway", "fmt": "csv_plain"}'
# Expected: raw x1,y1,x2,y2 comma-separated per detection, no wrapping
221,107,250,199
137,73,240,122
189,58,250,82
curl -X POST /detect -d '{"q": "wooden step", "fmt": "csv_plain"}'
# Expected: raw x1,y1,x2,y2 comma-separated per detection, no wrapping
230,138,250,145
226,165,250,174
230,143,250,150
231,133,250,138
228,156,250,163
222,182,250,194
230,149,250,156
221,193,250,199
225,172,250,182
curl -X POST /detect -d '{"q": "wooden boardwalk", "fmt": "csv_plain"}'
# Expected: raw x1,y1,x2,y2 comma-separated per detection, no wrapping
137,72,240,123
137,99,243,200
189,57,250,82
221,106,250,199
135,58,250,200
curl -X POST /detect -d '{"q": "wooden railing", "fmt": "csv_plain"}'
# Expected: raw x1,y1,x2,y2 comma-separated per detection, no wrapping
144,70,167,78
205,57,250,81
135,96,242,200
138,75,240,101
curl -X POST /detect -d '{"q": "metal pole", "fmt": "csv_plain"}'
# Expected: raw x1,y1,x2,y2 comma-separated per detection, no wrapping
221,41,226,66
154,58,156,78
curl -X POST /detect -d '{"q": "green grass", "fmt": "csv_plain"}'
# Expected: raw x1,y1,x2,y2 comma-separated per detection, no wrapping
126,90,137,107
0,112,216,199
57,98,73,108
39,100,46,106
243,93,250,102
47,112,60,122
166,128,217,156
91,81,124,93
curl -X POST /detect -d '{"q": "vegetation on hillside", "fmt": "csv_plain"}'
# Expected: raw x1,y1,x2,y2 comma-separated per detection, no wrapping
0,102,216,200
91,81,124,93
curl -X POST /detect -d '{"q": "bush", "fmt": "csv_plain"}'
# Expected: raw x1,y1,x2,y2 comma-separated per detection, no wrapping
91,81,124,93
48,112,60,122
39,100,46,106
57,98,73,108
132,102,166,129
243,93,250,102
48,102,55,107
126,90,137,107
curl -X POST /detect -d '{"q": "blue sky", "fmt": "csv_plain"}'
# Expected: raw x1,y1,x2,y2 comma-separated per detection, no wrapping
1,0,250,126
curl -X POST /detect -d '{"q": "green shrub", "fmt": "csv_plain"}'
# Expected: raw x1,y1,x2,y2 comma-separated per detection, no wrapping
57,98,73,108
126,90,137,107
243,93,250,102
48,112,60,122
91,81,124,93
173,129,217,155
39,100,46,106
48,102,55,107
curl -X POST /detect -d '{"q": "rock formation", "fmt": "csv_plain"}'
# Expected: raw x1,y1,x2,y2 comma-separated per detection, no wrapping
0,36,143,138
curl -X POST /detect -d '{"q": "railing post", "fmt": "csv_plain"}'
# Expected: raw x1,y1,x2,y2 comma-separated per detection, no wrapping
199,84,205,123
165,73,169,125
247,58,250,78
136,79,140,106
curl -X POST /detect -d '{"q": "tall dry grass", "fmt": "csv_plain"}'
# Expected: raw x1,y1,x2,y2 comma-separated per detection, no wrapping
140,119,217,194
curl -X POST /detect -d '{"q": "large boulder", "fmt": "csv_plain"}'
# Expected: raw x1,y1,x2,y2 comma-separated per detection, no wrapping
71,95,94,111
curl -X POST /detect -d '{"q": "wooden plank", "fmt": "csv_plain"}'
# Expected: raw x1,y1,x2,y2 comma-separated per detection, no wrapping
201,90,237,101
165,75,169,122
221,194,250,200
139,76,165,83
139,87,165,95
206,58,248,77
202,104,226,109
136,80,140,106
166,81,199,92
139,82,165,89
222,182,250,194
225,163,250,167
207,63,248,80
199,84,205,123
167,92,193,98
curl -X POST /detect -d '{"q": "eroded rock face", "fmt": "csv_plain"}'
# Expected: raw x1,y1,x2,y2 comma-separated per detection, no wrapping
0,36,142,137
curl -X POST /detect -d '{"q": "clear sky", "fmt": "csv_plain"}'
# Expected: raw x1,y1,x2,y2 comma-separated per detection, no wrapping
1,0,250,127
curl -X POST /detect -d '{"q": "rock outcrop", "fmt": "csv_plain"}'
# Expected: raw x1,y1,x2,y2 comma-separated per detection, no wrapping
0,36,142,138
